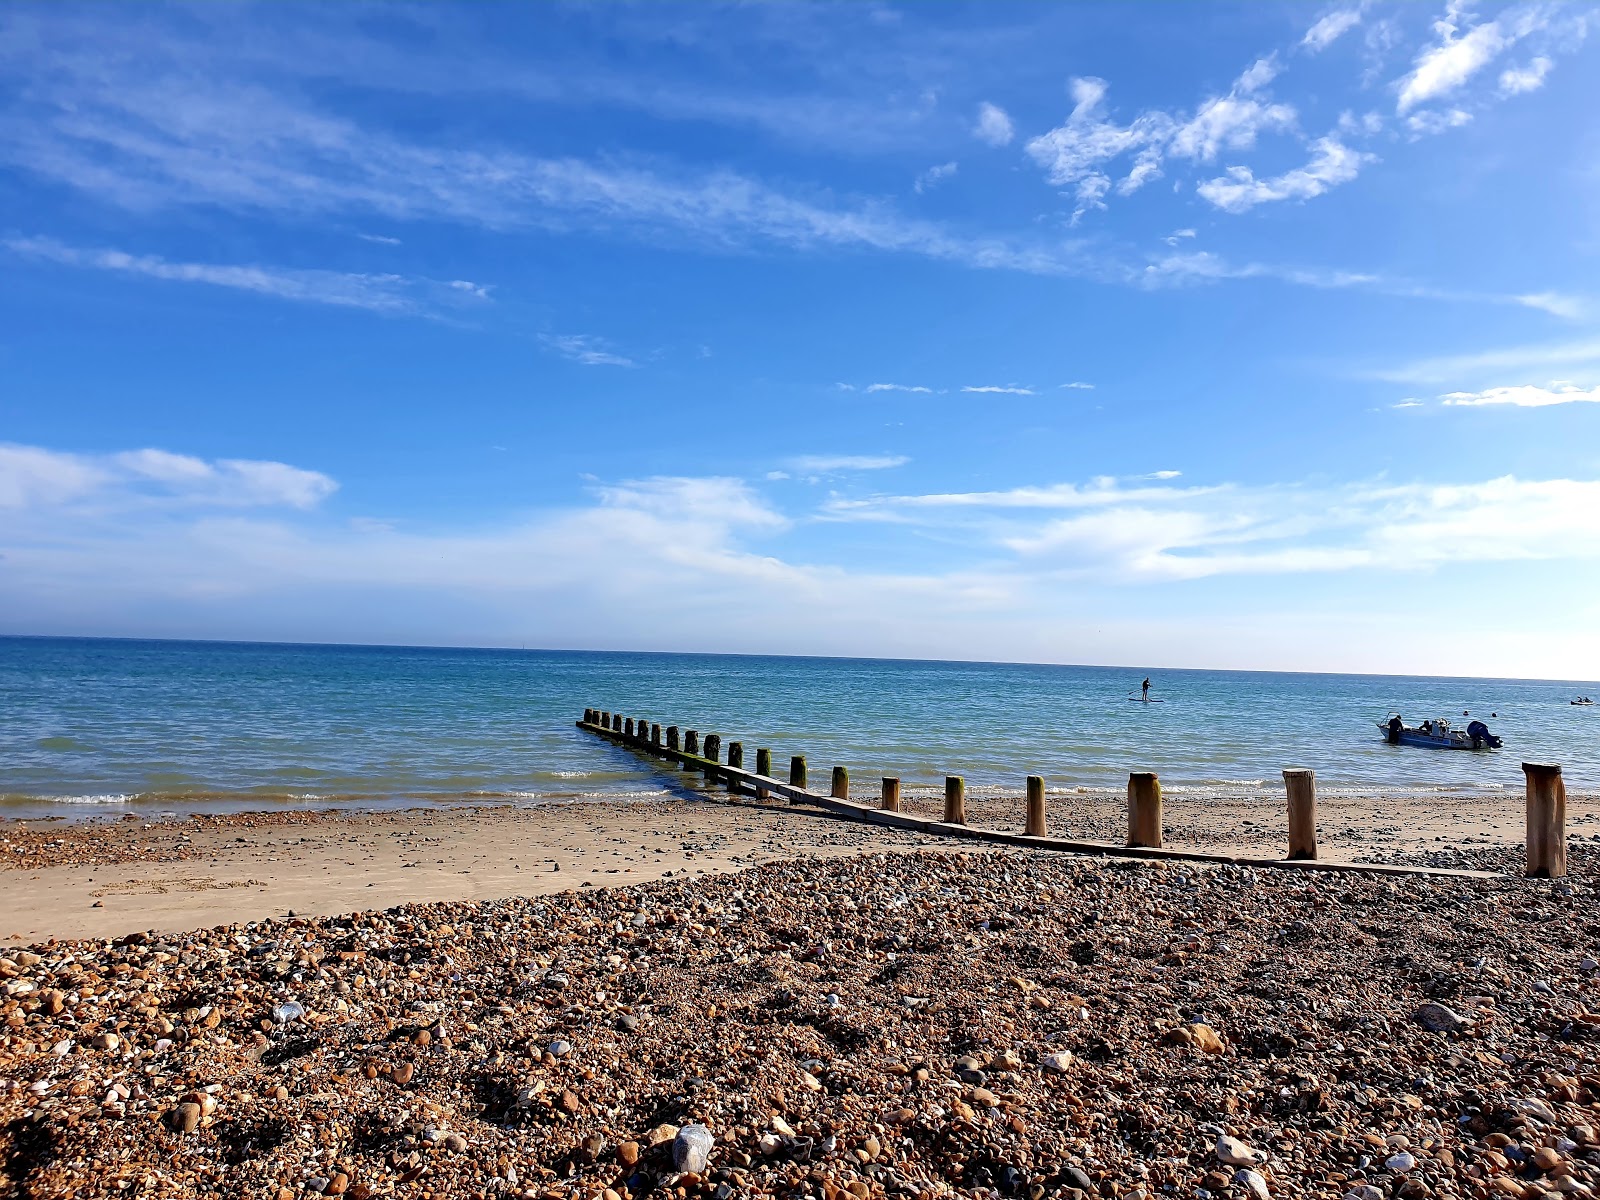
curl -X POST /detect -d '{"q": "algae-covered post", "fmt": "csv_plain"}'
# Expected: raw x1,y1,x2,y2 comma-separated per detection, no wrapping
755,748,773,799
881,778,901,812
624,718,634,737
1128,772,1163,848
651,724,662,746
703,735,721,784
831,766,849,800
944,776,966,825
1524,762,1567,878
790,756,807,790
1283,769,1317,860
728,741,744,770
1025,775,1047,837
684,730,699,756
666,726,680,751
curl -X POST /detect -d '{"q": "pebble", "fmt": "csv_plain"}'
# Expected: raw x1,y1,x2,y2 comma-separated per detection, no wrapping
673,1123,715,1173
1414,1001,1469,1032
1218,1134,1267,1166
2,846,1595,1200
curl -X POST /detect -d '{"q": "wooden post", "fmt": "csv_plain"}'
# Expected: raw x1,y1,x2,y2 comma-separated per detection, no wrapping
790,755,807,790
584,708,594,724
944,776,966,825
600,711,611,729
651,723,662,746
636,717,648,741
756,748,772,799
703,735,721,784
624,718,634,738
882,778,901,812
1127,772,1162,847
1525,762,1567,878
1025,775,1047,837
728,741,743,769
666,726,680,751
685,730,699,756
1283,769,1317,860
831,766,849,800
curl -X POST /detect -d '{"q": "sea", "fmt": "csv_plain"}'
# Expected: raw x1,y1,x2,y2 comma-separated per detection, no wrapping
2,636,1596,820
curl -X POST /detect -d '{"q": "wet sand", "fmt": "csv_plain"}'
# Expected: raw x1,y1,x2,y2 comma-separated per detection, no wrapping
3,782,1595,943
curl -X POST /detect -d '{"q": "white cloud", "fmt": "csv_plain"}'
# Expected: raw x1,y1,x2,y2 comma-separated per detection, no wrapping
973,102,1015,147
826,472,1600,581
864,383,934,394
8,445,1600,675
357,233,402,245
1196,136,1374,213
1395,2,1538,114
1441,382,1600,407
1499,55,1553,94
1163,228,1197,247
1405,107,1472,135
0,444,111,508
1168,92,1295,164
5,235,485,316
1303,9,1364,53
1060,382,1095,390
539,333,637,368
1025,77,1173,193
913,161,958,193
1393,399,1425,408
0,442,336,511
1026,58,1301,218
786,454,910,472
962,385,1036,395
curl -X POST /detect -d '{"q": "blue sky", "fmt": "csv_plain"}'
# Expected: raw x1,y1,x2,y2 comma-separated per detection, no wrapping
3,1,1599,678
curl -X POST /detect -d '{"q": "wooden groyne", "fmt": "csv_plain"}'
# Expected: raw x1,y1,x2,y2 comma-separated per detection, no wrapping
576,709,1530,880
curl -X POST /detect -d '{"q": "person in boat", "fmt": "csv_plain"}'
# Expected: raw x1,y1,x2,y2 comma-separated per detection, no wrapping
1419,719,1434,735
1141,678,1151,701
1387,714,1403,744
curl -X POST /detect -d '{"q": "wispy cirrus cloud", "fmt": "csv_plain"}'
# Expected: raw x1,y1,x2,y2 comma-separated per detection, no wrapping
1374,335,1600,384
963,385,1036,395
913,161,958,194
1196,136,1374,214
539,333,637,368
5,235,488,316
864,383,935,394
785,454,910,473
0,442,336,511
823,471,1600,581
1302,9,1365,53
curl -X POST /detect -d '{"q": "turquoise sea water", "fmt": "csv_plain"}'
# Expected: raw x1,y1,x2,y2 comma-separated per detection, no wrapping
1,636,1596,818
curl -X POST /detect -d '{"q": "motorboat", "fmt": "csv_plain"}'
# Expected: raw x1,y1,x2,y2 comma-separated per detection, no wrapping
1377,714,1501,750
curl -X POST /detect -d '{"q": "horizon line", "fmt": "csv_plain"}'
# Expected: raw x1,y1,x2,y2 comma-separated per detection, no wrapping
2,631,1595,688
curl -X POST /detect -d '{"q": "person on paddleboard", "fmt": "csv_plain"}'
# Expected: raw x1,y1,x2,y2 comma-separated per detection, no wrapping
1141,677,1151,701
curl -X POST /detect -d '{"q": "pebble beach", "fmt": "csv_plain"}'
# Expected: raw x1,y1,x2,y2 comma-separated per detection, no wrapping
5,792,1600,1200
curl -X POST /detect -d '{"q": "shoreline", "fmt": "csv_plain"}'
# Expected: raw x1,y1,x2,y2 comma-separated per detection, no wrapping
4,781,1595,945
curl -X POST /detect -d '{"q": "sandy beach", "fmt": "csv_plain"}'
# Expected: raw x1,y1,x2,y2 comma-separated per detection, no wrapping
3,782,1596,943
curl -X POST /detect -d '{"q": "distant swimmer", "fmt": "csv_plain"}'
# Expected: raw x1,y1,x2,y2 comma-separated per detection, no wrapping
1141,677,1151,701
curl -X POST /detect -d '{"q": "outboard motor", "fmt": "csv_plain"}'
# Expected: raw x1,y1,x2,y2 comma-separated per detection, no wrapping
1467,719,1501,749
